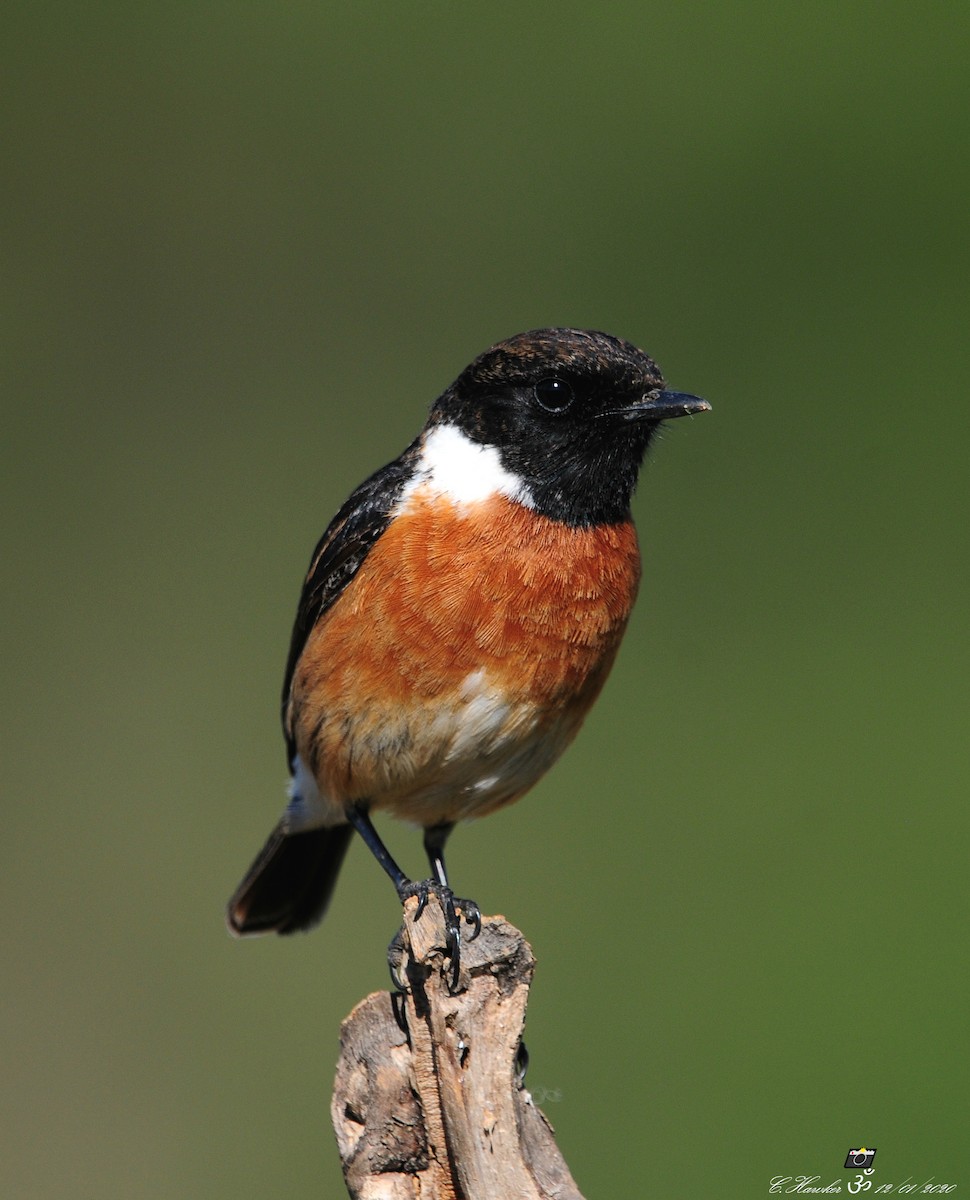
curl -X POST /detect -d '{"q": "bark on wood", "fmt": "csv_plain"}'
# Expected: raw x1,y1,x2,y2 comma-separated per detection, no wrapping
331,895,585,1200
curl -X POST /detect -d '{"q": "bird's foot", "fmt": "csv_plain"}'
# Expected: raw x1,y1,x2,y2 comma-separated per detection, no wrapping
396,879,481,992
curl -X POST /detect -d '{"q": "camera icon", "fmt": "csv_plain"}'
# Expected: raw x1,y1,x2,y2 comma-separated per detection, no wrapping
844,1148,877,1169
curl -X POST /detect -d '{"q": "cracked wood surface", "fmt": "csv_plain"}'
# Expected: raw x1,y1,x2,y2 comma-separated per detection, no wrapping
332,896,585,1200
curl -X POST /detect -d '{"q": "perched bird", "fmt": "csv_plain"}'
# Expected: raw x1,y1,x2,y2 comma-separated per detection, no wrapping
227,328,709,966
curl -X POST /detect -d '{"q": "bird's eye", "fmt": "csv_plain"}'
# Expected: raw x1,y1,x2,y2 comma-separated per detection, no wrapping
533,377,575,413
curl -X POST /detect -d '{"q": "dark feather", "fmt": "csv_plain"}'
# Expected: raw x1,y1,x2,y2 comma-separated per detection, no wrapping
280,440,421,764
226,822,354,935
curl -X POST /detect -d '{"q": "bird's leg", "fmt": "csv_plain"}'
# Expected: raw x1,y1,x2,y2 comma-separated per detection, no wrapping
422,820,482,937
423,821,454,887
346,804,418,991
419,821,482,988
347,805,479,992
346,803,410,894
422,821,481,937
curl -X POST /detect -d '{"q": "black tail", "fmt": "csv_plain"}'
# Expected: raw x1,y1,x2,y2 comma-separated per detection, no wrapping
226,822,353,936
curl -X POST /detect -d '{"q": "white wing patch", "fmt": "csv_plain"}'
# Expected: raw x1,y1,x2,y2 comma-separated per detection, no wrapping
396,423,533,511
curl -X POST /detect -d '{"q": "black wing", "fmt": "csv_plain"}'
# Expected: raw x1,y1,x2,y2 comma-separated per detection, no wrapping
280,439,422,765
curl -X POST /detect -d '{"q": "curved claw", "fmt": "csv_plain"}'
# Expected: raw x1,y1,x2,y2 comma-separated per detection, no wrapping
397,880,481,993
456,897,482,941
387,928,407,992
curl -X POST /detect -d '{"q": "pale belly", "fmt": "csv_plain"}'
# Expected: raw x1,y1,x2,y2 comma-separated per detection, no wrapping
286,665,597,831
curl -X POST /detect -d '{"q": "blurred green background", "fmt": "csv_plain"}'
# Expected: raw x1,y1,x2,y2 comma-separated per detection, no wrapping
3,3,967,1196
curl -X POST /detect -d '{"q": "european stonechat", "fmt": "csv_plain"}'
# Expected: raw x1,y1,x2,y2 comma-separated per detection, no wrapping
227,328,709,967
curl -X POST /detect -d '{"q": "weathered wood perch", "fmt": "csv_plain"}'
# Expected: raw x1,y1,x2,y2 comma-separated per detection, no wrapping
332,895,586,1200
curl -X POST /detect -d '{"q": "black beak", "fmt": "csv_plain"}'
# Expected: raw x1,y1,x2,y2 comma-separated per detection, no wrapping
616,389,711,422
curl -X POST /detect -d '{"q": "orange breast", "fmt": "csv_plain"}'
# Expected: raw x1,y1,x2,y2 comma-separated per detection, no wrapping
289,489,640,820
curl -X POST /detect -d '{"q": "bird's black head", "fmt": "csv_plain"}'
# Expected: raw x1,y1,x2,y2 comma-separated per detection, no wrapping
429,328,709,527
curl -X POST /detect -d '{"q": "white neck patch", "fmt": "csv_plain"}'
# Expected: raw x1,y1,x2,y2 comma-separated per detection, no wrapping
396,423,534,511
